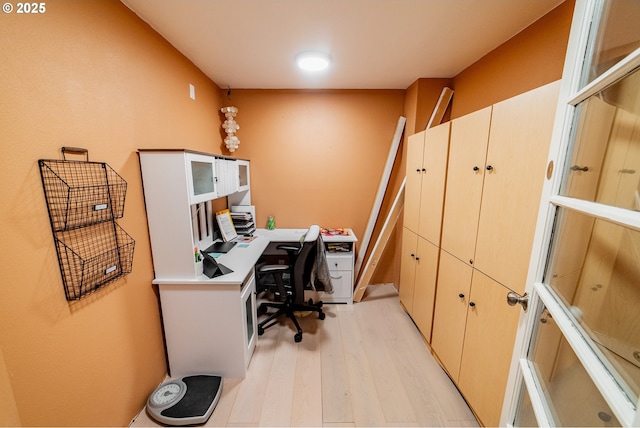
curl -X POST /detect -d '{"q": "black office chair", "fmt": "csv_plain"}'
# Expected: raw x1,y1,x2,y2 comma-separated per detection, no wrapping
256,225,325,342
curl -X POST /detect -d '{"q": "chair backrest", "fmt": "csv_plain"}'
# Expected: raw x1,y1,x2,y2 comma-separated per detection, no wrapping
292,225,320,302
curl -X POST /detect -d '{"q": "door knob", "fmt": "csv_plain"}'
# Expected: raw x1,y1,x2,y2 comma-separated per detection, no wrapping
507,291,528,311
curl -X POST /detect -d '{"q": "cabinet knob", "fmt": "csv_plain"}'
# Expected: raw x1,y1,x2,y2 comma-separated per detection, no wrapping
570,165,589,172
486,165,494,171
410,253,415,258
416,168,421,173
473,166,480,171
458,293,465,298
415,257,420,261
469,302,476,307
421,168,426,172
469,259,473,265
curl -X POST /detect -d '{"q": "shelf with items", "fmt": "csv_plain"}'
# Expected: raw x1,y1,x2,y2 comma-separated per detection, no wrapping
39,149,134,301
138,150,252,280
230,205,256,236
320,228,357,304
230,212,255,236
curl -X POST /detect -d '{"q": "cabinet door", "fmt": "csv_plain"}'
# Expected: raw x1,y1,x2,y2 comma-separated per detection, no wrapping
430,250,472,382
404,132,426,234
399,228,418,313
474,81,560,293
412,237,439,342
440,107,491,264
457,270,521,427
418,122,450,245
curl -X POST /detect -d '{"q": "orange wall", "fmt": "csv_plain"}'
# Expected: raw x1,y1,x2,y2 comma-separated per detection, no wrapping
0,0,575,425
0,1,225,425
451,0,575,118
227,89,405,241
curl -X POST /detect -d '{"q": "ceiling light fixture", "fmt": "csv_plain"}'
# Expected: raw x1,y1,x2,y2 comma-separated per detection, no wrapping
296,51,331,72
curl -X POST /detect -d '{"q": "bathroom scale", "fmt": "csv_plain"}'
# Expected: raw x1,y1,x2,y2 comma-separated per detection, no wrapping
146,375,223,426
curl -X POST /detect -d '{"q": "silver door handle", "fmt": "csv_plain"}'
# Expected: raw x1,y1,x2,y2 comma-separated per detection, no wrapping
507,291,528,312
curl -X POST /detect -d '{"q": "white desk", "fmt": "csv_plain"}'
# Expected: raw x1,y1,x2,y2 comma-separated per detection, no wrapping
155,228,356,379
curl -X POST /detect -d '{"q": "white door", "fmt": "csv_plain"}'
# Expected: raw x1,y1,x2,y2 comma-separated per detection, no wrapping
503,1,640,426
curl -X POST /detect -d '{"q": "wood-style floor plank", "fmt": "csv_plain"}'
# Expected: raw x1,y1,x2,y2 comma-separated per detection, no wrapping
130,284,479,428
320,307,354,424
353,289,418,424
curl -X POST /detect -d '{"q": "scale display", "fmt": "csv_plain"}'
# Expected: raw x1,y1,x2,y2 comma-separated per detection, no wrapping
147,375,222,426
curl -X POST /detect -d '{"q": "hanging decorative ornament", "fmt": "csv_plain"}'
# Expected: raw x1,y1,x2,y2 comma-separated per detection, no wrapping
221,106,240,152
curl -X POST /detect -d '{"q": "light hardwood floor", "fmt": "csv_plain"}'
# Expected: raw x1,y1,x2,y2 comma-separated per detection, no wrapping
131,284,479,427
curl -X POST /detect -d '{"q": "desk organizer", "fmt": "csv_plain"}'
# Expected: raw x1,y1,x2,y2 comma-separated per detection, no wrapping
39,148,134,301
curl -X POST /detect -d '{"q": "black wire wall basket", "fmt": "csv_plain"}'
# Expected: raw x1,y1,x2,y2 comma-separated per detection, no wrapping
39,148,135,301
54,222,135,300
38,158,127,231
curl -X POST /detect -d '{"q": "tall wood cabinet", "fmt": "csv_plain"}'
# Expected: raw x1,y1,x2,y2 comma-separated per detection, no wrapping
399,122,450,341
402,81,561,426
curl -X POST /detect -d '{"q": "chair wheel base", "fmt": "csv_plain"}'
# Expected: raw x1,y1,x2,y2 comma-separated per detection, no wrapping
294,333,302,343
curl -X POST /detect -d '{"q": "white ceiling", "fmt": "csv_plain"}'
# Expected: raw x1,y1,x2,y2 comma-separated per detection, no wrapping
121,0,564,90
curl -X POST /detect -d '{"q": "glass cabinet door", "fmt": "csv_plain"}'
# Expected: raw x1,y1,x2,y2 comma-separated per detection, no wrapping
506,1,640,426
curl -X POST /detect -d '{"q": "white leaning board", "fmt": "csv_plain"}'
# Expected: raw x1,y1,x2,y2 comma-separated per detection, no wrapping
354,116,406,278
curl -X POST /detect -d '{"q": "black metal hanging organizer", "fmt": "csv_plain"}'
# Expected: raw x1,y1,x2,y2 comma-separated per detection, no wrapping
38,147,135,301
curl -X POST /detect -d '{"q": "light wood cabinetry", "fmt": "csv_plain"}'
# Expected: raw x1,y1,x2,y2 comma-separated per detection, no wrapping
473,81,561,293
399,228,418,312
400,122,450,342
457,271,521,427
418,123,450,244
403,81,561,426
412,237,439,337
437,82,558,426
404,132,425,235
430,250,472,382
440,107,491,265
404,123,451,243
432,253,520,427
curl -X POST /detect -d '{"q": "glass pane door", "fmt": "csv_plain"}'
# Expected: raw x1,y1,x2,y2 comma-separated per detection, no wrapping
508,1,640,426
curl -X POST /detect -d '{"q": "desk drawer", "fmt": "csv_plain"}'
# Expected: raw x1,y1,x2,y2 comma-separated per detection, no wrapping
326,254,353,271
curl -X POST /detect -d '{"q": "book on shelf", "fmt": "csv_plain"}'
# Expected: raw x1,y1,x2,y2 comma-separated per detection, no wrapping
216,209,238,242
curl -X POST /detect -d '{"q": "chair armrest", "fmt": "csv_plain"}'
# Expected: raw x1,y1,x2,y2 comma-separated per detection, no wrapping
276,244,300,252
258,264,290,274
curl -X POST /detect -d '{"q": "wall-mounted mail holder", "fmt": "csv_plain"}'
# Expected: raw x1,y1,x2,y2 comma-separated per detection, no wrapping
39,147,134,301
